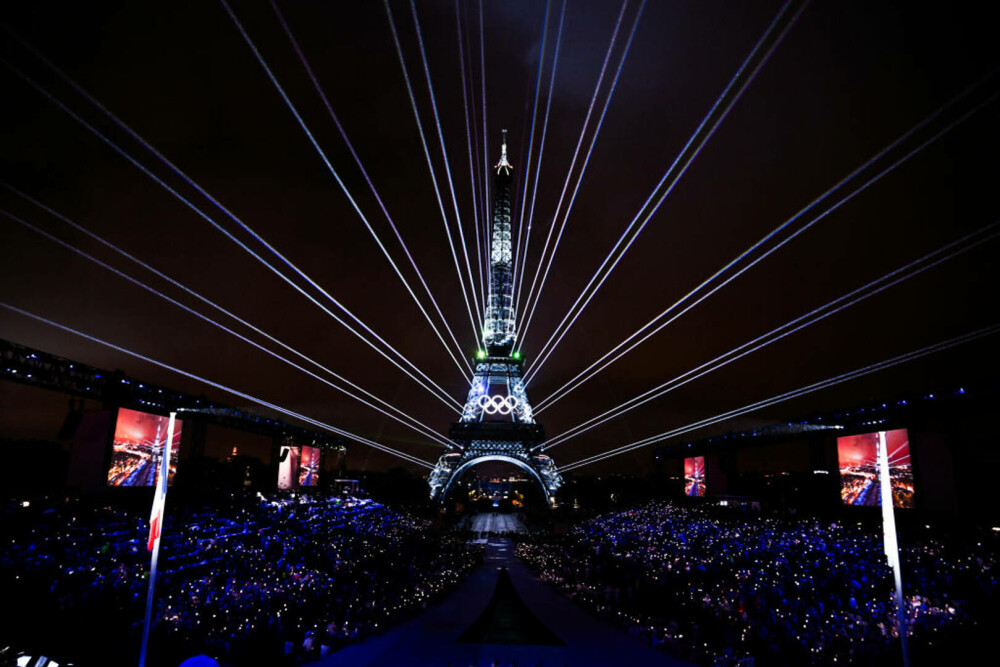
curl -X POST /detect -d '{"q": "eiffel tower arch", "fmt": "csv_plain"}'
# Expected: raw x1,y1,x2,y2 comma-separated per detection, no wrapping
429,132,562,504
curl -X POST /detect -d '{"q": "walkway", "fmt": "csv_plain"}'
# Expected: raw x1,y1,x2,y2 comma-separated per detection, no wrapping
468,512,527,534
320,516,689,667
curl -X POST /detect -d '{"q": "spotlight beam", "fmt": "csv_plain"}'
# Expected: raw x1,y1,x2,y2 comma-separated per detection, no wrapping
2,205,458,449
409,0,484,334
479,0,489,258
382,0,482,345
2,43,462,412
884,443,911,469
523,0,806,382
531,79,998,399
516,0,629,345
0,301,436,469
456,0,487,285
558,324,1000,472
455,0,487,316
269,0,473,381
460,0,491,304
542,220,1000,449
512,0,553,309
886,452,910,467
514,0,567,323
518,0,646,346
220,0,468,402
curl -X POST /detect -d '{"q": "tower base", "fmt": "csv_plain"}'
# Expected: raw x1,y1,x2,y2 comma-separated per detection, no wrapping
429,426,562,503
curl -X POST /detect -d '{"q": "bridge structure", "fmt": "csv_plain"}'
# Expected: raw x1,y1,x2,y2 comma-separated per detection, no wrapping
428,133,562,503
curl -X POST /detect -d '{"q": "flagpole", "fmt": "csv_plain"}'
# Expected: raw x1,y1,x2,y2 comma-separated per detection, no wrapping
139,411,175,667
877,430,910,667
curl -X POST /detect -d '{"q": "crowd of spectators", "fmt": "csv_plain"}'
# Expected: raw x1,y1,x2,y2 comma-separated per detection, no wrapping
517,502,997,665
0,492,482,666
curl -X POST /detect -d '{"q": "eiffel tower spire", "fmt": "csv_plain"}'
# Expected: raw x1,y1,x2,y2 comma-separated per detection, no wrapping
484,128,516,355
428,132,562,504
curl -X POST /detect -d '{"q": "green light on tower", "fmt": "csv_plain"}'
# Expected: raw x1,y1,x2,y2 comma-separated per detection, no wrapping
476,350,486,359
513,351,521,359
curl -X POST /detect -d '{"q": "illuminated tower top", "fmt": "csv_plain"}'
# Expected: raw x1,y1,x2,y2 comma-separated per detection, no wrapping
496,129,512,173
483,130,516,355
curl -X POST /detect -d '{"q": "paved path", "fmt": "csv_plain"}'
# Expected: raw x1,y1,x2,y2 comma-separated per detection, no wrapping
468,512,527,535
320,527,689,667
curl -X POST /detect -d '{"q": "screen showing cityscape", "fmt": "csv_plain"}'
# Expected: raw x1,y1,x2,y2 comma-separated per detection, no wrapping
107,408,182,487
684,456,706,497
838,429,914,508
298,446,321,487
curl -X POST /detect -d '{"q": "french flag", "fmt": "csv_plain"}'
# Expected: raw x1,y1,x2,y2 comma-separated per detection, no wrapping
147,416,174,551
147,493,164,551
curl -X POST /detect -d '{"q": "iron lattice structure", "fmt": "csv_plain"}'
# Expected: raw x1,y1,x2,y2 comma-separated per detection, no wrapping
429,133,562,502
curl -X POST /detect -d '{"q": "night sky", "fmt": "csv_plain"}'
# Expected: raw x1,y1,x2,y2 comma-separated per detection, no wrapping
2,1,998,476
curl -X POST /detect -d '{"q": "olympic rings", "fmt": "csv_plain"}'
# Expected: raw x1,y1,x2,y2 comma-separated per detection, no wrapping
477,394,519,415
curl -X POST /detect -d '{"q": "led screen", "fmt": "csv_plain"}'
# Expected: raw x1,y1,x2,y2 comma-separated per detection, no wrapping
107,408,182,487
684,456,706,497
298,446,321,487
278,446,299,490
838,429,914,508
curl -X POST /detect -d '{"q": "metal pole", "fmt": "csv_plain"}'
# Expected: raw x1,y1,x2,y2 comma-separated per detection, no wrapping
139,411,175,667
877,430,910,667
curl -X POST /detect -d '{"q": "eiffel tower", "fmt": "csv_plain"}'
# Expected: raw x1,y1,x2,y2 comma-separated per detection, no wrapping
428,132,562,503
